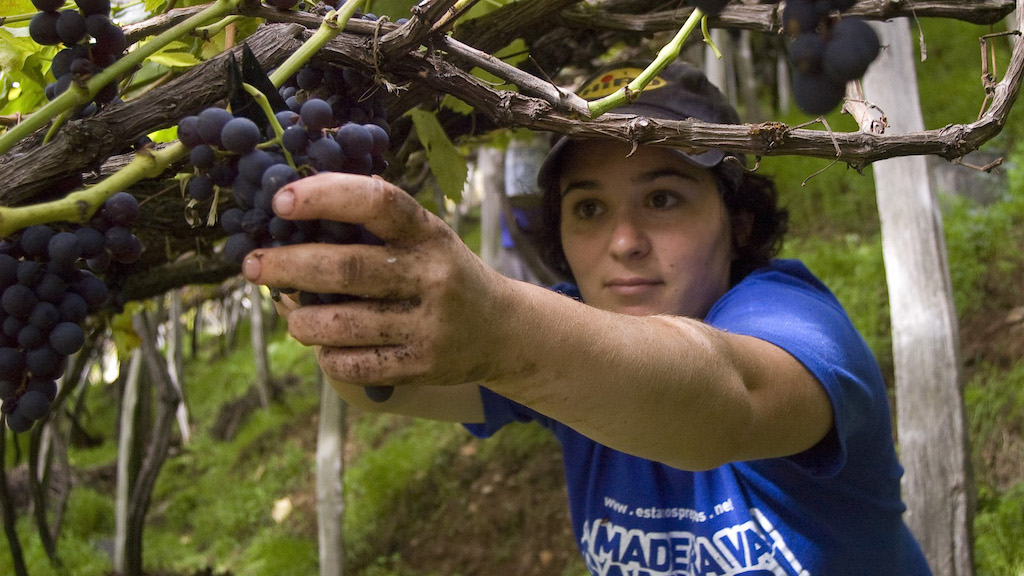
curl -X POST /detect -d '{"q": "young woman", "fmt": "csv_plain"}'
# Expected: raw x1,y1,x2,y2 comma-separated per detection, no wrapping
241,62,932,575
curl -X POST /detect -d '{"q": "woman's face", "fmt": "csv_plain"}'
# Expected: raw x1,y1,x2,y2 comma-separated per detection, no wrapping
558,140,736,318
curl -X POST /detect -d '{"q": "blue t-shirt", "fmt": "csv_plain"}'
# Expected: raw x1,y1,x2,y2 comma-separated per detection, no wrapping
465,260,931,575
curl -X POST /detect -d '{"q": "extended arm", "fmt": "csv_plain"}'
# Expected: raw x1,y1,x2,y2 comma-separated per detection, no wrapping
243,173,833,471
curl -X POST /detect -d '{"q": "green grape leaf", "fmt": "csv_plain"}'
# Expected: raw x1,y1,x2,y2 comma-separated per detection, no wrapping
440,94,472,115
143,0,167,15
0,0,36,20
409,108,467,203
145,40,202,70
0,28,38,75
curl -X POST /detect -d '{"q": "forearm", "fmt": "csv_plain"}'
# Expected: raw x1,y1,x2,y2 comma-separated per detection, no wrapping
483,281,829,470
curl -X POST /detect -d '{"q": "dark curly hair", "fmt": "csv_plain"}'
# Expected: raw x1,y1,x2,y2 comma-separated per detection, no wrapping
528,162,789,287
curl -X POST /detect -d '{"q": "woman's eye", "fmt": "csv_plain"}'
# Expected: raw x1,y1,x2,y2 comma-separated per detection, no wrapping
648,191,680,209
573,199,603,219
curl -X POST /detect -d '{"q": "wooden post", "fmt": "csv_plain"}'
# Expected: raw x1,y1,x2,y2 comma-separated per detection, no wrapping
862,18,974,576
248,283,271,408
113,349,143,575
316,370,347,576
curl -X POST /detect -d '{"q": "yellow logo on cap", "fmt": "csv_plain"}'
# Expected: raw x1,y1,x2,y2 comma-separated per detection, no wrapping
577,67,669,100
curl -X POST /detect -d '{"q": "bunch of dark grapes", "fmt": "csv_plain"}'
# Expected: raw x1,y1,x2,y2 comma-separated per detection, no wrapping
783,0,879,116
1,192,142,433
177,62,395,401
29,0,127,117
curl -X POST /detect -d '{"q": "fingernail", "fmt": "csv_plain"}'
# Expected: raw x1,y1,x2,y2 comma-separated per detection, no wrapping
242,254,261,281
274,189,295,216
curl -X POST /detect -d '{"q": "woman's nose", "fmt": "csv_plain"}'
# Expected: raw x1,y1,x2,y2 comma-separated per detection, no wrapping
608,212,650,260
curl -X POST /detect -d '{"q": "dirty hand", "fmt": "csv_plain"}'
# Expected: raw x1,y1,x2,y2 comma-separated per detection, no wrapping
241,173,514,388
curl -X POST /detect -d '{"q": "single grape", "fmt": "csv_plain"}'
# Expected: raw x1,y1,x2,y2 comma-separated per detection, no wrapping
27,377,59,402
364,123,390,155
188,175,215,202
241,209,271,236
190,145,217,170
282,125,310,155
3,284,38,319
178,115,203,148
56,9,87,45
364,386,395,402
296,66,324,91
15,390,51,421
221,117,261,154
232,176,258,210
49,321,85,356
343,154,374,176
84,13,113,37
19,324,46,349
791,70,846,115
75,226,106,258
197,107,234,147
336,123,373,158
104,227,141,264
224,233,257,264
19,225,55,258
261,163,298,196
28,301,61,331
51,45,89,78
221,208,246,235
308,137,344,172
782,0,821,36
47,232,83,267
29,11,62,46
34,273,67,304
18,260,45,287
300,98,335,132
789,33,827,75
822,17,880,84
91,21,127,59
102,192,140,227
72,273,108,309
6,411,34,433
25,345,60,376
58,292,88,323
238,149,275,183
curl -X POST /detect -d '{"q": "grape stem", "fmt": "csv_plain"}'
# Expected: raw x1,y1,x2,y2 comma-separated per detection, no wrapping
0,0,245,157
268,1,365,88
0,143,186,237
193,15,247,40
587,8,706,118
240,82,296,168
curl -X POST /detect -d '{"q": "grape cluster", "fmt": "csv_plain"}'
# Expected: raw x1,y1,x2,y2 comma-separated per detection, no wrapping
177,64,391,287
783,0,880,116
29,0,126,116
177,62,395,400
1,193,142,433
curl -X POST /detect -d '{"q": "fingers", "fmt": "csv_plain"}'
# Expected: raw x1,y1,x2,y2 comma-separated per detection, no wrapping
285,300,421,348
273,172,441,247
243,242,422,298
316,344,449,387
